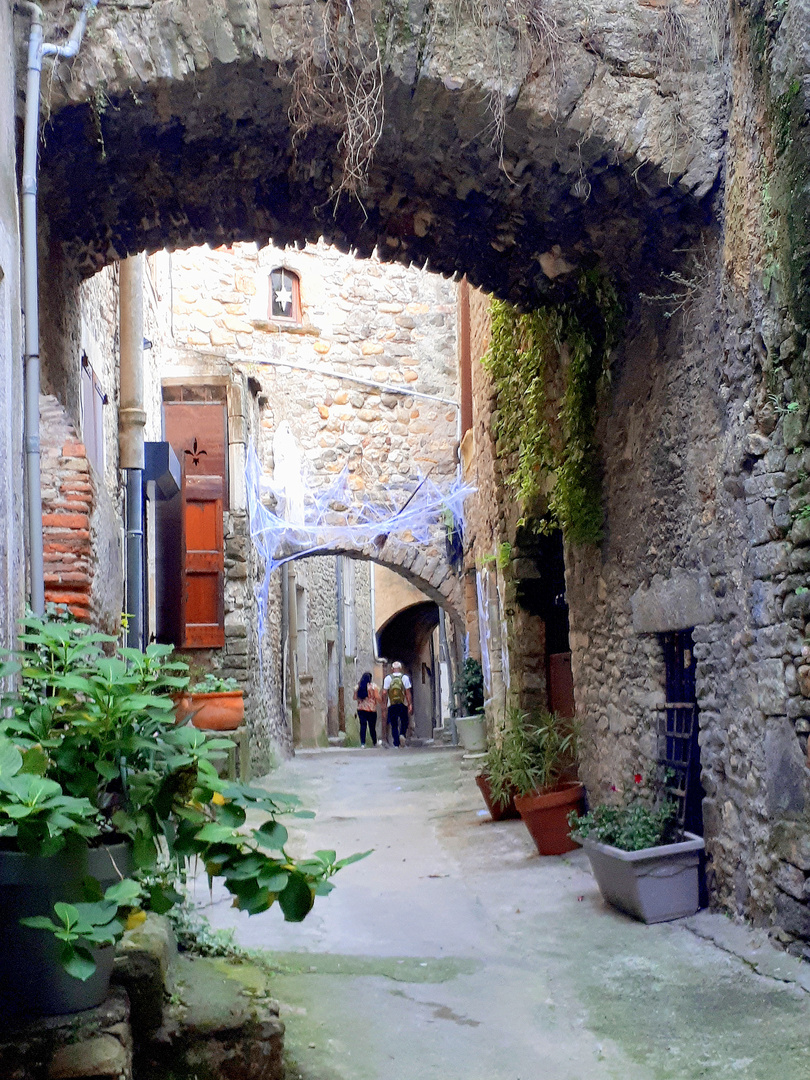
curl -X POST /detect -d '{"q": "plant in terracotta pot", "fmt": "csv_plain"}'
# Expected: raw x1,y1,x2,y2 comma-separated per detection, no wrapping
0,614,366,1024
176,672,245,730
475,736,520,821
569,774,704,923
502,707,584,855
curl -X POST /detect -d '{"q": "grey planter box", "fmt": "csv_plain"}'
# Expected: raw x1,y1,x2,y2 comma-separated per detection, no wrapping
455,715,487,752
581,832,704,924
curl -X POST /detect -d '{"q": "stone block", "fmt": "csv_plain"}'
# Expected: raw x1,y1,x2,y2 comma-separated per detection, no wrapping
0,988,131,1080
751,541,791,579
772,821,810,870
113,914,177,1037
755,660,787,715
773,890,810,941
630,572,716,634
774,860,808,900
790,516,810,546
765,716,807,816
141,956,284,1080
49,1035,129,1078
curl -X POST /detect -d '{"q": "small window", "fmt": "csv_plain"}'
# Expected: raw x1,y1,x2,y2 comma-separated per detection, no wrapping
269,267,301,323
81,354,107,474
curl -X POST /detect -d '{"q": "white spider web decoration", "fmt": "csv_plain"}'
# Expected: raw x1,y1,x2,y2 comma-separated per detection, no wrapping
245,442,473,644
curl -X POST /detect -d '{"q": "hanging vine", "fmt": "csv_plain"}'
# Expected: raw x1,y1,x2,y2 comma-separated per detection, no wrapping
482,270,621,545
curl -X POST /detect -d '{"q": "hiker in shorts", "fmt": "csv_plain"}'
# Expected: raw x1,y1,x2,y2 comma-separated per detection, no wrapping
383,661,413,748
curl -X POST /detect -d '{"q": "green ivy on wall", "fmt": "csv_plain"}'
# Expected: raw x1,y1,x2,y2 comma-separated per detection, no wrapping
482,270,621,545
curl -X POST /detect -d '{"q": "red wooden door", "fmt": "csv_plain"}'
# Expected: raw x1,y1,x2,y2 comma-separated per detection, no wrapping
163,400,228,649
182,474,225,648
548,652,575,719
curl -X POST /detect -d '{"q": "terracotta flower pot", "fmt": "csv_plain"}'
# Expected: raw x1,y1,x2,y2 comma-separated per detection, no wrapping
176,690,245,730
514,781,585,856
475,773,520,821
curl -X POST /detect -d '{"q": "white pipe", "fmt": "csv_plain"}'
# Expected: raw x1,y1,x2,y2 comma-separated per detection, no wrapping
240,355,460,408
18,0,99,615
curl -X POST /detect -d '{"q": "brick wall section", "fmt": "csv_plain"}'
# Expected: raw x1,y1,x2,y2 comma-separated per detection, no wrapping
39,394,93,620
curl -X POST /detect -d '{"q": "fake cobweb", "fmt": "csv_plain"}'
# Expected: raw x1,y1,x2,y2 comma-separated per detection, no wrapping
245,433,473,643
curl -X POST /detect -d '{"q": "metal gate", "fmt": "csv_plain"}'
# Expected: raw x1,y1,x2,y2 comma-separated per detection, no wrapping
657,629,704,836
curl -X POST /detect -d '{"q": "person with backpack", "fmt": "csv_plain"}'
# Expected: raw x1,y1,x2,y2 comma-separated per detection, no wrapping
354,671,379,747
383,661,413,747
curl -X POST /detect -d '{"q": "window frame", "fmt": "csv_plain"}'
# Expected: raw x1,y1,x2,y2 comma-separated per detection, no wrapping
268,267,302,325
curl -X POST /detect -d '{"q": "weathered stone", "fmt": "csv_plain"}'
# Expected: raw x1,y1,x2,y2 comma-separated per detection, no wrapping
142,956,284,1080
765,717,807,816
113,913,177,1036
630,573,716,634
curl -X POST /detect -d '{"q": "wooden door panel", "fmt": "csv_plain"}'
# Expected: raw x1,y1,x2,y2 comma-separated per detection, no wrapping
163,400,227,649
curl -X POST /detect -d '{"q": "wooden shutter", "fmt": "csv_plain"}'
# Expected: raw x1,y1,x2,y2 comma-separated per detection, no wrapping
182,474,225,647
163,400,228,648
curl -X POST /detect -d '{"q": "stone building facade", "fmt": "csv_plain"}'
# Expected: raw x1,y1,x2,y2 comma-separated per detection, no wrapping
7,0,810,950
157,240,460,752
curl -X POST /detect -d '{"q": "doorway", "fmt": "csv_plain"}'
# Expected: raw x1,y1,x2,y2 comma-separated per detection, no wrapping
659,629,704,837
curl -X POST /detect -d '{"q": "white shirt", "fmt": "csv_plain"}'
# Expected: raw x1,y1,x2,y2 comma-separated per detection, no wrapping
383,673,412,690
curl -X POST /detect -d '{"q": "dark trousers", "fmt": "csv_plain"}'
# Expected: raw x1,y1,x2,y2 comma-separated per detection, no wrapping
387,703,409,746
358,710,377,746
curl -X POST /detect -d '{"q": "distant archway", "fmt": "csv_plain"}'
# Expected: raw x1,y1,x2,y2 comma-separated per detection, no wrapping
378,601,442,741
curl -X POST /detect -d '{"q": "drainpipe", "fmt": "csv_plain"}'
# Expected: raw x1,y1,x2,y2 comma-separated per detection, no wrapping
336,556,345,732
18,0,100,615
280,561,289,728
119,255,145,649
438,607,458,744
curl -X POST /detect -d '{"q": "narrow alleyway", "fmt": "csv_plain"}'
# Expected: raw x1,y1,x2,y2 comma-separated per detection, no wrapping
195,749,810,1080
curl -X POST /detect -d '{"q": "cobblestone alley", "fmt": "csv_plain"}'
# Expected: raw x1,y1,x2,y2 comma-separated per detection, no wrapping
195,749,810,1080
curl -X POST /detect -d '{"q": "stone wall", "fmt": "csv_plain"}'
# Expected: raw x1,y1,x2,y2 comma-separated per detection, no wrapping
463,224,810,952
171,241,459,501
0,0,23,651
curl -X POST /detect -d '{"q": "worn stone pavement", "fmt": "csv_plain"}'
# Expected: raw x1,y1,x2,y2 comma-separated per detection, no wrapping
193,749,810,1080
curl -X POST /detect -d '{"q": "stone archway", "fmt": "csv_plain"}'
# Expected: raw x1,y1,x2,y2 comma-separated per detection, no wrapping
287,535,463,628
32,0,722,305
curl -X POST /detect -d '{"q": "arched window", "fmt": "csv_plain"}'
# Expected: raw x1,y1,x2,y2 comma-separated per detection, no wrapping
269,267,301,323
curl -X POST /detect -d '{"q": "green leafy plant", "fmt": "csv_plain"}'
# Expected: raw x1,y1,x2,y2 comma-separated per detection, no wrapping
481,736,513,810
569,770,681,851
570,801,679,852
0,615,369,981
500,707,580,798
454,658,484,716
189,673,240,694
482,270,621,544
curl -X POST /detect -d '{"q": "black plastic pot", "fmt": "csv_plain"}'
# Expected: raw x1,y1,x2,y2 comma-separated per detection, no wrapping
0,840,131,1027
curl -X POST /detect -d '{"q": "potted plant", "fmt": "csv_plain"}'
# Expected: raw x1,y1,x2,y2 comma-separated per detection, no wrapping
475,736,519,821
569,779,704,924
175,672,244,730
502,707,584,855
453,657,486,751
0,614,365,1023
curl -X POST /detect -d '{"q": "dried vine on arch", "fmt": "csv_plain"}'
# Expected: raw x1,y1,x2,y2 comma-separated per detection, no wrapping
289,0,386,201
289,0,562,196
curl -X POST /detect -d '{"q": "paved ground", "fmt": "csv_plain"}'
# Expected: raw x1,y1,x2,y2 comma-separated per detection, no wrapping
193,748,810,1080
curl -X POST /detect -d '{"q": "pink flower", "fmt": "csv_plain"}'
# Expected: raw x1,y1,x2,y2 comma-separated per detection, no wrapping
634,773,643,784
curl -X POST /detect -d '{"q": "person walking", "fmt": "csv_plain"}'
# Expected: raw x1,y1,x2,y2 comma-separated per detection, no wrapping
354,671,379,747
383,661,413,748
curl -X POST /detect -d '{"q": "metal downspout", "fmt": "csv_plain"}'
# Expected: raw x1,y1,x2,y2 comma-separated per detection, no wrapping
336,556,345,732
119,255,145,648
18,0,99,615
